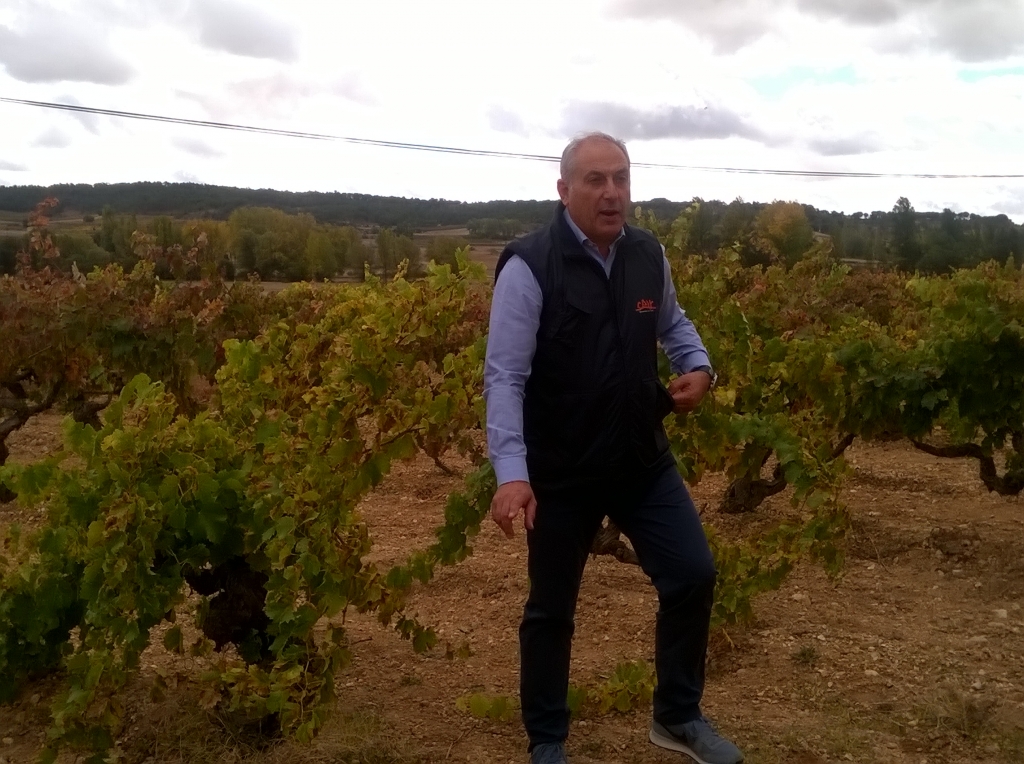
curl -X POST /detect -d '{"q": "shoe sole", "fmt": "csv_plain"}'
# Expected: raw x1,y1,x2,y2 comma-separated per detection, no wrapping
650,727,740,764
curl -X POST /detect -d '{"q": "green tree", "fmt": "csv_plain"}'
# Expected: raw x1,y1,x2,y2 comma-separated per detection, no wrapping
889,196,922,271
751,201,814,268
305,228,335,280
0,237,21,275
95,207,138,266
54,233,111,273
376,227,398,280
685,198,718,258
919,208,965,274
150,216,182,249
395,234,422,276
227,207,315,281
425,235,470,272
332,226,371,280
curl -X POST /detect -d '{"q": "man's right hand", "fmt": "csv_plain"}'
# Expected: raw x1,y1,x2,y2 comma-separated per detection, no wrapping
490,480,537,539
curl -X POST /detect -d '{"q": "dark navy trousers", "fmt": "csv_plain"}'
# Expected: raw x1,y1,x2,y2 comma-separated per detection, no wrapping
519,464,717,749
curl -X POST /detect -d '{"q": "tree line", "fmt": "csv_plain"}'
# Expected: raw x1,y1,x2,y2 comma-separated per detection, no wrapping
0,205,473,281
2,183,1021,277
0,182,556,231
663,196,1024,273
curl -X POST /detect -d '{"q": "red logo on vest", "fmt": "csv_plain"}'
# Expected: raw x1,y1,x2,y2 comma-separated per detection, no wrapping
635,298,657,313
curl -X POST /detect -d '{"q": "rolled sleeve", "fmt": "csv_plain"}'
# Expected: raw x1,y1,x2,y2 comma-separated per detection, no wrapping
657,256,711,373
483,256,542,485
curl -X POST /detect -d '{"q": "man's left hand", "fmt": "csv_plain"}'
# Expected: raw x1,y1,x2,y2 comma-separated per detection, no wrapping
667,371,712,414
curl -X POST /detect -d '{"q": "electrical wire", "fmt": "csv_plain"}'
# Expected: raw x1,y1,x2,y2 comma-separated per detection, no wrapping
3,96,1023,180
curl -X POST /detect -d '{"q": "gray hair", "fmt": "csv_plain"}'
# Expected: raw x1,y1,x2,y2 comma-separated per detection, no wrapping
559,132,630,181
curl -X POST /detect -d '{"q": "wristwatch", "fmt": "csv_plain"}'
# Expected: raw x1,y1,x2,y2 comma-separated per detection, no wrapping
692,365,718,390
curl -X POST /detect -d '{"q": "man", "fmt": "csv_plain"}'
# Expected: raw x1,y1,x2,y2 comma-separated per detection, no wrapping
483,132,744,764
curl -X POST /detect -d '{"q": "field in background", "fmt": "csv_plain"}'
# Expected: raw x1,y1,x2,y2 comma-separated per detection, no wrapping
0,210,509,279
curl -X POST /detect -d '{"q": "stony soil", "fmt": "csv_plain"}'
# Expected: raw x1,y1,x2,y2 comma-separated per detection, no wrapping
1,415,1022,764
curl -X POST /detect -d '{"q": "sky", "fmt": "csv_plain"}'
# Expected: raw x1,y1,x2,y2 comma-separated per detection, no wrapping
2,0,1024,220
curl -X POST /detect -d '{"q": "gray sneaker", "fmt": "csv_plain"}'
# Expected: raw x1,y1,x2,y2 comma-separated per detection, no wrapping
649,718,743,764
530,741,569,764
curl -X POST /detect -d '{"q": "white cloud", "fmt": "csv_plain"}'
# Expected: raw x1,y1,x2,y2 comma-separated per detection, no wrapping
560,101,770,143
190,0,299,61
33,128,72,148
616,0,1024,61
0,12,134,84
994,186,1024,217
175,72,376,122
808,134,885,156
0,0,1020,222
0,161,27,171
488,106,529,137
614,0,773,54
56,95,101,134
328,74,377,107
173,137,224,158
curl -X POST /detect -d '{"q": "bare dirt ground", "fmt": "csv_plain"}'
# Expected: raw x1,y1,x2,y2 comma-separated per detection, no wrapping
465,243,504,278
1,415,1022,764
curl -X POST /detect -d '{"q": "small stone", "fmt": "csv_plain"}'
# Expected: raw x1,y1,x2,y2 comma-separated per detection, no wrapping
0,739,11,746
971,680,984,690
791,593,808,602
968,636,987,644
30,694,40,705
865,669,879,677
995,609,1008,619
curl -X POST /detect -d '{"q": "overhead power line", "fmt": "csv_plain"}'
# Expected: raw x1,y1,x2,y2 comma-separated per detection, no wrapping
3,96,1023,180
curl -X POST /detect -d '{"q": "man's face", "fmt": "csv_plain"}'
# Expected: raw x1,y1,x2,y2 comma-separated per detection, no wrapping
557,138,630,249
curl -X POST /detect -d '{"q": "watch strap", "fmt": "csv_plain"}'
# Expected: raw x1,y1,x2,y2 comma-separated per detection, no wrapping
692,365,718,389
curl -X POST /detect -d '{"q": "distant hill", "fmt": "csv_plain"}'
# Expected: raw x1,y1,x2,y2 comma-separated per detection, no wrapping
1,182,1021,274
0,182,709,230
0,182,562,229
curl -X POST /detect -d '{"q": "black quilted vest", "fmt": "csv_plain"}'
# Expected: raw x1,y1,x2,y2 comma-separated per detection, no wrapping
495,203,675,491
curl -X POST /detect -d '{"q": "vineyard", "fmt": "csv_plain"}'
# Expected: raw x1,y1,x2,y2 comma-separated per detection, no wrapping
1,201,1022,764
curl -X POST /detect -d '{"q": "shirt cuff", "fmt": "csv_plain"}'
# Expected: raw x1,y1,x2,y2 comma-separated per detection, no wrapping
675,351,712,375
492,456,531,486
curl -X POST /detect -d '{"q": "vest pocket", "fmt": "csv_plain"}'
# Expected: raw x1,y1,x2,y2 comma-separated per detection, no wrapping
654,380,675,419
554,295,592,340
548,297,599,390
632,378,673,467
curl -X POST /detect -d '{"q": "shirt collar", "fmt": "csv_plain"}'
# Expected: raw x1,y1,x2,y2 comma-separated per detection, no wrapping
562,208,625,253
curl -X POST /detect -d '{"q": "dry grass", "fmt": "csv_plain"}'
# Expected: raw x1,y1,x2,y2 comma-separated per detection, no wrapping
914,686,995,740
123,691,423,764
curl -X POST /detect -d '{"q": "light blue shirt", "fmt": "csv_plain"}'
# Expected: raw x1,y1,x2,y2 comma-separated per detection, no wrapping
483,210,711,486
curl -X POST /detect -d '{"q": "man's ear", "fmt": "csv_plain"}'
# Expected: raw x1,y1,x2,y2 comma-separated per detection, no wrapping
556,178,569,203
